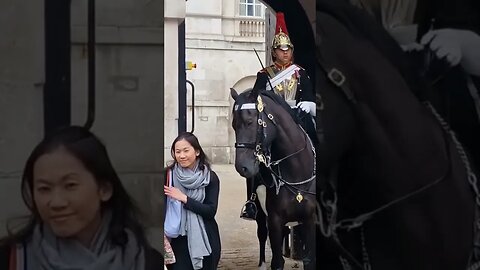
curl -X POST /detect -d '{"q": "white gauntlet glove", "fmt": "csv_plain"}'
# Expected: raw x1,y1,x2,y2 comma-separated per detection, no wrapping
297,101,316,116
421,29,480,76
421,29,463,67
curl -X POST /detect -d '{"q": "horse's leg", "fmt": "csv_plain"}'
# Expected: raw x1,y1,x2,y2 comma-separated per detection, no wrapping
290,224,305,259
256,202,268,270
268,213,285,270
282,226,290,257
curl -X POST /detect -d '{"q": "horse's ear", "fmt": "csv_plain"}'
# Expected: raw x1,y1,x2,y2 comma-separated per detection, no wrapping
230,88,239,101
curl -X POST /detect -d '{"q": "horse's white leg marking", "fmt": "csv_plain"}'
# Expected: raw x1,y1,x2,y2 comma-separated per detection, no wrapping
256,185,268,216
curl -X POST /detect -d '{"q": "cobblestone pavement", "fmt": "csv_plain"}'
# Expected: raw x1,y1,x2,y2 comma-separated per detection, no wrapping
218,247,304,270
213,164,304,270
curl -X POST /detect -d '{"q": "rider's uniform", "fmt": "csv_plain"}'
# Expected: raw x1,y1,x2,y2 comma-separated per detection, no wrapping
252,62,315,108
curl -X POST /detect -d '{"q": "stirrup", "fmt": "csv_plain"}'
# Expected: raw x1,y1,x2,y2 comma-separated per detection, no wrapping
240,193,258,220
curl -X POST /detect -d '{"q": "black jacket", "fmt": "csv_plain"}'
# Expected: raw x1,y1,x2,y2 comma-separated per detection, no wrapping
163,168,221,270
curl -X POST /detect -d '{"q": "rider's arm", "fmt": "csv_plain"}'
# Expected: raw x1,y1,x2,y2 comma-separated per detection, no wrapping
183,171,220,220
252,71,268,91
298,69,315,102
296,69,317,116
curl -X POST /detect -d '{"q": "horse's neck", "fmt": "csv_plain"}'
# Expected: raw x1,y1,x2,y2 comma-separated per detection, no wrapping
270,105,313,179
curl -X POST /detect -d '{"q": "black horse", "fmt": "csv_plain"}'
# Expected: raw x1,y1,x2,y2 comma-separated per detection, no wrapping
230,88,316,270
315,1,480,269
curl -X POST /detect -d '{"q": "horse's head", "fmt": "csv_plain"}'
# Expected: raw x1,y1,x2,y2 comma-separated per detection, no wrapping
230,88,278,178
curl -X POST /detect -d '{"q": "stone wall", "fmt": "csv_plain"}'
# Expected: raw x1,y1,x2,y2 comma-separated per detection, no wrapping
163,0,267,164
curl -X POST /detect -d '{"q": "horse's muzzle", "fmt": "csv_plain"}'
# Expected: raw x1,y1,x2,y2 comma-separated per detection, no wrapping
234,153,259,178
235,163,258,178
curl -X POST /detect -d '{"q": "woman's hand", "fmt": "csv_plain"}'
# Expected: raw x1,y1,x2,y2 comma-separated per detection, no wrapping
164,186,188,203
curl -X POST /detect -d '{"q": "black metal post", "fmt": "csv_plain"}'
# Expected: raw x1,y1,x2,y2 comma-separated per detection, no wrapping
187,80,195,133
84,0,96,130
178,20,187,134
44,0,71,135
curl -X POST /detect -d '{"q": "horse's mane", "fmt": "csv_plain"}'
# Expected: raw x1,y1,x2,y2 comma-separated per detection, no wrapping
259,90,301,125
234,89,302,126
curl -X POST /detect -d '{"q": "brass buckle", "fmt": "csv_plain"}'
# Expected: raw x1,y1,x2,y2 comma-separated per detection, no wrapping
328,68,346,87
257,153,266,164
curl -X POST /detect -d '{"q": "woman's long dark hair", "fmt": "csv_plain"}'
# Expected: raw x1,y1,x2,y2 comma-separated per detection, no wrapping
0,126,148,249
168,132,211,171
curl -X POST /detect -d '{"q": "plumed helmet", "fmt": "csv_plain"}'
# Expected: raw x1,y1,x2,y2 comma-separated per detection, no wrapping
272,12,294,50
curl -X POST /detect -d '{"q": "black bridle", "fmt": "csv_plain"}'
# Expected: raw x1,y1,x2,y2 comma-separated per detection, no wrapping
234,95,273,166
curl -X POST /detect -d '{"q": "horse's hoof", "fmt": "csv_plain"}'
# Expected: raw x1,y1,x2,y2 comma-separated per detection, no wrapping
258,262,267,270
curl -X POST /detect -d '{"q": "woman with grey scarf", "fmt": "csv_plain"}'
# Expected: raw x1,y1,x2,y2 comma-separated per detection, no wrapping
0,126,163,270
164,132,221,270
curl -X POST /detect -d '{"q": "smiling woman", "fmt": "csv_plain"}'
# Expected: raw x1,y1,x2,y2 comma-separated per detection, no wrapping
164,132,221,270
0,126,163,270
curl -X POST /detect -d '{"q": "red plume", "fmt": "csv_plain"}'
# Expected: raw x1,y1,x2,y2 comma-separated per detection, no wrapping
275,12,289,36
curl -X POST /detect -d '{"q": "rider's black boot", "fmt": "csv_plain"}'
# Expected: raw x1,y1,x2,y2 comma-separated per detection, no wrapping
240,194,258,220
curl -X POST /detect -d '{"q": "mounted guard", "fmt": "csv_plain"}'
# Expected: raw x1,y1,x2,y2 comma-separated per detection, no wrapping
240,12,316,220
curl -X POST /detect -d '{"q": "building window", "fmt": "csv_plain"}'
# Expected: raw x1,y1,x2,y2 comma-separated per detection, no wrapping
239,0,264,18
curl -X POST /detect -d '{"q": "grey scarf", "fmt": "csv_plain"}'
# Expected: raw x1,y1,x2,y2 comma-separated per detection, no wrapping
172,162,212,270
26,211,145,270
